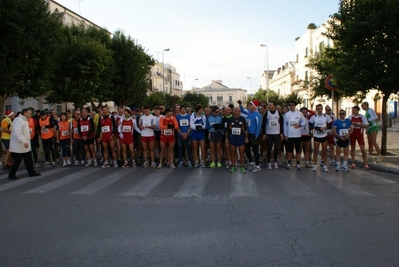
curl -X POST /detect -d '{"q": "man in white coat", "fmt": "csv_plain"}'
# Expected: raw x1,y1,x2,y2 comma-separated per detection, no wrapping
8,109,41,180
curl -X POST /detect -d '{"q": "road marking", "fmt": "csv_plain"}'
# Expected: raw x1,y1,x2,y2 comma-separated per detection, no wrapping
0,169,28,181
173,169,212,198
230,172,258,197
278,173,317,196
0,168,63,193
120,168,173,197
355,171,396,185
71,168,137,195
320,174,375,196
24,168,102,194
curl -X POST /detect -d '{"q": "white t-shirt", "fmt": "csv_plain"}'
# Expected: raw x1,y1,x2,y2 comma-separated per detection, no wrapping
309,114,332,138
284,110,306,138
139,114,155,137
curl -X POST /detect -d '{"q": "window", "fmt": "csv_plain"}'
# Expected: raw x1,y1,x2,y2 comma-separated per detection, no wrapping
56,105,62,115
305,47,308,57
217,96,223,102
296,54,299,63
229,96,232,102
207,96,213,102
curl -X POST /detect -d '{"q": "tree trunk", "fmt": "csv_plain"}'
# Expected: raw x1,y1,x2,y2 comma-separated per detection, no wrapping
0,93,7,120
380,94,389,156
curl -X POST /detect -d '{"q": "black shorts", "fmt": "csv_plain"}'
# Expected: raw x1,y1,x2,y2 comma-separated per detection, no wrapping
83,138,95,146
314,137,327,143
301,135,311,142
335,138,350,148
2,139,10,150
209,131,222,143
286,137,301,153
204,129,210,144
154,130,161,142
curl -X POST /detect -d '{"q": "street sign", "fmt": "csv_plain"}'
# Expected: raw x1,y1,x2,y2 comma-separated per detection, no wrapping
325,75,338,91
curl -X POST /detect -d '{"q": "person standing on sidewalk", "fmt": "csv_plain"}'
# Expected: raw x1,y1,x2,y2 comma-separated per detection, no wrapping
348,106,370,170
2,110,16,169
361,102,383,162
8,109,41,180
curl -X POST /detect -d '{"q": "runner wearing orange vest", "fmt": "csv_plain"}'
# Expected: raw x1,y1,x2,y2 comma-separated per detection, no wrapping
57,113,71,167
27,117,39,168
71,110,85,166
39,111,56,167
78,107,97,167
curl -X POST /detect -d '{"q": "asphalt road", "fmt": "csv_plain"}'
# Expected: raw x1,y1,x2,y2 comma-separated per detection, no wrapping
0,165,398,267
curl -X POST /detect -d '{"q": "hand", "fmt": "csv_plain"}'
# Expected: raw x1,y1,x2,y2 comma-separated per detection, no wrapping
294,123,301,129
83,136,87,141
225,140,229,145
285,136,288,141
24,142,29,148
280,134,284,141
97,138,101,143
119,133,124,139
237,100,242,105
245,138,249,143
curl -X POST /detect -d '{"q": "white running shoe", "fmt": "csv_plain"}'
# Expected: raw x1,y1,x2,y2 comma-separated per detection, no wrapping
286,163,291,170
273,162,279,170
323,166,329,172
85,160,92,167
93,159,98,167
157,163,163,169
312,165,317,172
267,163,272,170
342,165,349,172
296,164,301,171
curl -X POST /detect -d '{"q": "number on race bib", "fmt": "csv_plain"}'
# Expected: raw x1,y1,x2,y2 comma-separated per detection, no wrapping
232,128,241,135
74,128,79,134
164,129,173,136
339,129,349,136
41,128,49,133
326,129,333,135
61,130,69,136
122,125,131,132
101,126,110,133
180,119,188,127
269,120,278,127
81,125,89,132
289,121,298,127
246,119,251,127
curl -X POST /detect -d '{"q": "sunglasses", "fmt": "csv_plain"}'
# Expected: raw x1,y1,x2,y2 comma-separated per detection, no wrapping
339,113,346,115
289,104,295,106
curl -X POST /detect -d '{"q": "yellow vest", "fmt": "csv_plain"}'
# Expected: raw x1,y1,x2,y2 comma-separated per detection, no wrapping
1,117,12,140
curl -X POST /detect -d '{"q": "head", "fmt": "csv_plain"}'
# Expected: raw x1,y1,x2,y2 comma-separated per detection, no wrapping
325,105,332,115
118,107,124,115
102,106,109,116
66,110,72,119
276,105,282,113
315,104,324,115
211,106,220,116
50,109,55,116
180,105,187,115
165,107,173,117
159,105,165,113
259,104,267,114
85,107,91,114
233,107,241,117
361,102,369,111
81,108,88,118
282,106,288,114
74,109,81,120
268,101,276,111
195,104,203,114
338,109,346,119
143,105,151,116
153,106,160,116
186,107,192,115
5,110,15,120
228,104,234,110
22,108,32,119
288,101,297,112
124,107,132,117
300,107,308,117
224,107,232,116
174,105,180,115
352,106,360,115
204,107,211,116
248,100,260,112
35,110,41,116
40,110,47,120
60,113,67,121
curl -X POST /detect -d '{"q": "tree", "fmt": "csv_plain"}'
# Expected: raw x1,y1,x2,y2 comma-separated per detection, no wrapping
108,31,154,107
248,89,284,106
325,0,399,154
46,24,115,108
0,0,62,117
182,92,208,108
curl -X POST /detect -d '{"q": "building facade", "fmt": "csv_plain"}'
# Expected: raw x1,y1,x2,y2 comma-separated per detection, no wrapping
269,62,295,98
192,80,247,107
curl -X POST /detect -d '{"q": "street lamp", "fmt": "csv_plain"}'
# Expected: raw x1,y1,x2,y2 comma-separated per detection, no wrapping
193,78,198,89
260,44,269,103
162,48,170,97
247,77,252,95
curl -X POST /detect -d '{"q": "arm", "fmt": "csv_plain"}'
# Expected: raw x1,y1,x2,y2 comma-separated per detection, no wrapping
13,119,27,144
111,116,117,135
159,117,166,130
88,118,95,137
239,105,248,115
173,117,179,130
367,109,378,122
261,114,267,136
96,119,102,139
255,113,262,138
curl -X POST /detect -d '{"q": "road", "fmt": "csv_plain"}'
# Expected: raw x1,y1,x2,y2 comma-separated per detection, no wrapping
0,165,398,267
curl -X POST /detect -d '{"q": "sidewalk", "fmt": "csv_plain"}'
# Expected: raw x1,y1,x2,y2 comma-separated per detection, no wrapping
352,129,399,174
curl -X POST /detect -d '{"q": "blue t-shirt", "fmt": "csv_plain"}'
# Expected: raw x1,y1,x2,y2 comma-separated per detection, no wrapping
333,118,352,138
176,113,191,136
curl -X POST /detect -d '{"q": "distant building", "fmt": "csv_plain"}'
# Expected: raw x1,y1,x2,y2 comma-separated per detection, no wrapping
269,62,295,98
149,63,183,97
192,80,247,107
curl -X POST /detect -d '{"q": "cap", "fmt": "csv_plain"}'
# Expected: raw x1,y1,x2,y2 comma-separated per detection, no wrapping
5,110,14,117
250,100,260,108
124,107,131,114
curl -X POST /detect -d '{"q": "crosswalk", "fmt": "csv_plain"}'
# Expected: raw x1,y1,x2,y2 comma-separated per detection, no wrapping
0,166,396,199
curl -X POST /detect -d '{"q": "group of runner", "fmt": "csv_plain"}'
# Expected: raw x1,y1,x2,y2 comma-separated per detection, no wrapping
1,100,383,173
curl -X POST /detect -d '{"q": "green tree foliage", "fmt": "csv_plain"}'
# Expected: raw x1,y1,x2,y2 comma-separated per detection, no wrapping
248,89,303,107
108,31,154,107
324,0,399,154
46,24,115,108
0,0,62,117
145,92,208,110
182,92,209,108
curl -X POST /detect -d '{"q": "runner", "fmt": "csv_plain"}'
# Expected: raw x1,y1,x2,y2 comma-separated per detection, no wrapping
71,110,85,166
361,101,383,162
190,104,207,168
309,104,333,172
299,107,312,168
78,107,97,167
222,106,233,168
207,106,223,168
139,105,157,168
278,105,289,165
261,101,283,170
96,106,118,168
39,110,57,167
153,106,163,164
347,106,370,170
1,110,16,169
324,106,336,166
332,109,354,172
239,99,262,172
225,107,248,173
176,105,192,168
118,107,140,168
283,101,307,170
27,112,40,168
57,113,72,167
158,107,179,169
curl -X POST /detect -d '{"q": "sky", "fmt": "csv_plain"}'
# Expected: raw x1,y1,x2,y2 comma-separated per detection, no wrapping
55,0,340,92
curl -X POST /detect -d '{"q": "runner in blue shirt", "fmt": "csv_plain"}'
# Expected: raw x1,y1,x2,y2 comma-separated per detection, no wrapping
332,109,354,172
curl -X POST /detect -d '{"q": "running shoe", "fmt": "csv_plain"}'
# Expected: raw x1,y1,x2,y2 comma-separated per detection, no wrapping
113,161,118,168
305,161,312,168
247,162,255,171
273,162,279,170
52,161,56,167
209,162,216,168
336,166,340,172
63,161,67,167
350,163,356,169
81,160,86,166
170,164,176,169
151,162,157,168
342,165,349,172
312,165,317,172
376,155,383,163
93,160,98,167
330,160,337,166
122,161,129,168
229,166,236,173
102,161,109,168
296,164,301,171
85,160,92,167
35,163,41,168
194,161,199,168
44,162,50,168
143,161,149,168
267,163,272,170
364,164,371,170
251,166,261,172
178,161,184,168
240,167,246,174
132,161,137,168
187,161,192,168
157,163,163,169
217,162,222,168
323,166,329,172
286,163,291,170
199,162,205,168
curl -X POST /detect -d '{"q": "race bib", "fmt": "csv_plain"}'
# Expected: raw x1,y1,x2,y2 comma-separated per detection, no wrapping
269,120,278,127
289,121,298,127
122,125,131,132
326,129,333,135
316,131,323,136
61,130,69,136
339,129,349,136
74,128,79,134
180,119,188,127
164,129,173,136
232,128,241,135
81,125,89,132
101,126,110,133
224,122,227,128
143,123,151,127
41,128,49,133
302,125,308,131
246,119,251,127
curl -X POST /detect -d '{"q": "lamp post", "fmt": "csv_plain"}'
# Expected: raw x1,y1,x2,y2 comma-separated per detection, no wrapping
162,48,170,97
193,78,198,89
247,77,252,95
260,44,269,103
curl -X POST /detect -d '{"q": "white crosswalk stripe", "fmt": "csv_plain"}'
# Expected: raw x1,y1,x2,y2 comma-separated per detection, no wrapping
173,169,212,198
230,172,258,197
320,174,376,196
24,168,103,194
71,168,137,195
0,169,28,181
120,168,174,197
